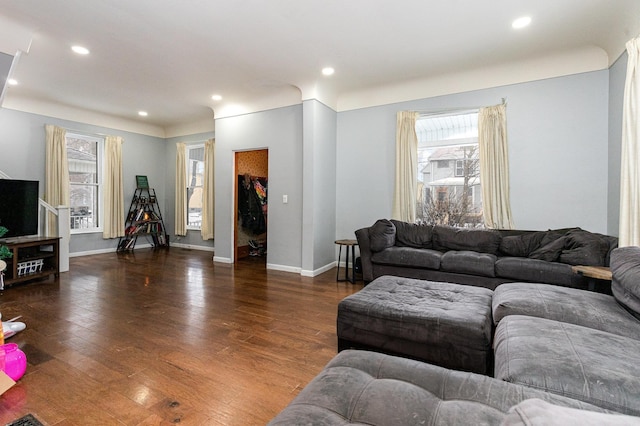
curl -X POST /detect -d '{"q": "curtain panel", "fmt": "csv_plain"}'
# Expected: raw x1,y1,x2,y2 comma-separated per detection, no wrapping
201,138,215,240
103,135,124,238
392,111,419,223
44,124,69,236
175,143,187,236
478,103,514,229
620,35,640,247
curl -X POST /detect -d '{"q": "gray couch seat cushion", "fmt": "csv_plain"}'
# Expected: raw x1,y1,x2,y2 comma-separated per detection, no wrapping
495,257,575,286
492,283,640,340
268,350,612,426
611,246,640,320
441,250,497,277
371,246,442,270
337,276,493,373
494,315,640,415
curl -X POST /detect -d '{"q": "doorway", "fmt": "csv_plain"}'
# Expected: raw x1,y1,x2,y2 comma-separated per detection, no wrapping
234,149,268,263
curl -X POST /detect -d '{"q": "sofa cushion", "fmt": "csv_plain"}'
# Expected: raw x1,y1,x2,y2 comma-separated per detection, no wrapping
528,236,568,262
559,229,612,266
495,257,575,287
269,350,611,426
432,225,502,255
441,250,497,277
371,246,441,270
611,246,640,320
492,282,640,340
494,315,640,416
499,232,546,257
369,219,396,252
501,398,640,426
391,220,433,248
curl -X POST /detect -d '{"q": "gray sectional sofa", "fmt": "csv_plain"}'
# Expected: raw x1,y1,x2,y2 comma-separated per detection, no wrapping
356,219,618,291
270,246,640,424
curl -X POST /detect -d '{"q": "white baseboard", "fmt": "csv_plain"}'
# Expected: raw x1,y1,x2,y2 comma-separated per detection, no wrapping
266,263,301,274
301,261,336,277
170,242,215,252
213,256,232,263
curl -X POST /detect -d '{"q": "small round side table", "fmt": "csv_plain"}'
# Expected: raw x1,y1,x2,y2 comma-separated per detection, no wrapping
335,239,358,284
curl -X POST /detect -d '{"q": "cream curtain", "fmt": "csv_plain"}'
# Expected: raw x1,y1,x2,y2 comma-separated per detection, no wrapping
103,135,125,238
175,142,187,236
392,111,419,223
478,103,514,229
201,138,215,240
619,36,640,247
45,125,69,236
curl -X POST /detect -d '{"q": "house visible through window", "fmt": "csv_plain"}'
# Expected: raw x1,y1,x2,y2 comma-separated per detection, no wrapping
66,132,103,233
415,111,483,228
186,144,204,229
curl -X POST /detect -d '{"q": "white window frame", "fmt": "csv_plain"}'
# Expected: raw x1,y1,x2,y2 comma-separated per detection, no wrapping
66,132,104,235
185,143,205,231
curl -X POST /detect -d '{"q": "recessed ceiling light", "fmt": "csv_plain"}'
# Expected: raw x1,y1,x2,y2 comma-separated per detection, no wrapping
322,67,335,76
512,16,532,29
211,94,223,101
138,111,148,117
7,78,18,86
71,45,90,55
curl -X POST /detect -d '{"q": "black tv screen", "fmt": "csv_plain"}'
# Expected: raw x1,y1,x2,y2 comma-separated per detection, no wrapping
0,179,40,239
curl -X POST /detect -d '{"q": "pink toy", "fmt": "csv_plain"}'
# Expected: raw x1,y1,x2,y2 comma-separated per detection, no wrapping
0,343,27,381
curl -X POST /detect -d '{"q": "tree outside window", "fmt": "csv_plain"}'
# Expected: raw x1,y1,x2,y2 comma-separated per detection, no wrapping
416,112,483,228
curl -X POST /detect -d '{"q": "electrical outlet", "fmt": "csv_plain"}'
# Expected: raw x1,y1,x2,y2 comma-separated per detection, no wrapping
283,194,288,204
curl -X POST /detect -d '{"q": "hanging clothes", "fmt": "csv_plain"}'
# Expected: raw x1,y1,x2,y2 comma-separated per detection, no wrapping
238,175,267,235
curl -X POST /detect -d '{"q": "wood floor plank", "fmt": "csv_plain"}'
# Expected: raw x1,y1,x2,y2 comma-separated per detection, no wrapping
0,248,363,424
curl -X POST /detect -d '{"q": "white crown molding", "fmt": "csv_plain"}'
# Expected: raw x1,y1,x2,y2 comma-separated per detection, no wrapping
3,96,166,137
337,46,609,112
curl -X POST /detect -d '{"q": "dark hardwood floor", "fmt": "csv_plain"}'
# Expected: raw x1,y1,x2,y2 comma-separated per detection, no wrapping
0,248,363,425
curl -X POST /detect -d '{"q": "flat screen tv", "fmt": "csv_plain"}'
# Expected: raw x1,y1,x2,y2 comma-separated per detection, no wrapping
0,179,40,239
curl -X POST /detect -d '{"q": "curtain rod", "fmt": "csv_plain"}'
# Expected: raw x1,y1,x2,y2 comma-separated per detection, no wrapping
414,98,507,116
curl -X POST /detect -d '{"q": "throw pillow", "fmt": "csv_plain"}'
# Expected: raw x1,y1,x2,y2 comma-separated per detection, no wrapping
559,229,611,266
432,225,502,255
528,235,568,262
368,219,396,252
499,232,546,257
611,246,640,320
390,220,433,248
501,398,640,426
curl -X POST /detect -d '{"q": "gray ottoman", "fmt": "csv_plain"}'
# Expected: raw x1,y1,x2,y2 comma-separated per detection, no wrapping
337,275,494,374
494,315,640,416
269,350,617,425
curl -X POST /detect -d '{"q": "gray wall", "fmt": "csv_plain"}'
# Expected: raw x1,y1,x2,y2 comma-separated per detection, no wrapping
214,105,303,270
0,108,169,254
0,52,13,103
164,131,215,250
302,99,337,274
337,70,611,239
608,52,627,236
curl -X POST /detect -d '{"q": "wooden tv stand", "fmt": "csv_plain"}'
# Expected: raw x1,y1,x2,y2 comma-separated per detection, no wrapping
1,236,60,287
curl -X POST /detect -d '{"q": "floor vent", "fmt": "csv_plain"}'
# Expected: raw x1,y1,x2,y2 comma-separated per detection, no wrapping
6,414,45,426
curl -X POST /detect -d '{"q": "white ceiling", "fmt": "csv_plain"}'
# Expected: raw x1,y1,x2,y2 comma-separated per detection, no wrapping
1,1,639,136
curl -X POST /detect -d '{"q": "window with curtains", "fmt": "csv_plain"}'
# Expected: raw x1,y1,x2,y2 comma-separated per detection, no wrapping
415,111,483,228
186,144,204,230
66,132,104,233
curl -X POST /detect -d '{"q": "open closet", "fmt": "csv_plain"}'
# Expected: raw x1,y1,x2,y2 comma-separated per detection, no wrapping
234,149,268,261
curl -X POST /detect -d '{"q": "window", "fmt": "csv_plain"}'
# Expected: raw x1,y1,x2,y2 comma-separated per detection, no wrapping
66,132,103,233
186,144,205,229
415,111,483,228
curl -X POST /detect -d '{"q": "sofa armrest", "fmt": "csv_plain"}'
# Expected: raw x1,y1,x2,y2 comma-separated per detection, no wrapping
355,227,373,283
